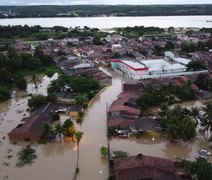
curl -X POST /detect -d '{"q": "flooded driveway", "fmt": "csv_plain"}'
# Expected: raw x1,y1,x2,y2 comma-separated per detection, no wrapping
0,70,211,180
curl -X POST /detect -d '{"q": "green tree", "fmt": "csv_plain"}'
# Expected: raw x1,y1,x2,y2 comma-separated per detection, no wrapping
190,107,200,124
40,123,54,141
62,119,75,138
69,76,100,94
196,160,212,180
28,94,47,110
200,102,212,134
7,47,18,59
92,36,103,45
0,68,13,85
16,77,27,90
100,146,108,156
154,45,164,55
7,55,22,70
112,52,121,59
186,60,205,71
74,131,83,180
54,122,64,141
76,131,83,146
34,48,53,66
195,73,212,91
181,42,191,52
75,94,88,105
0,86,10,102
0,53,8,68
165,41,175,50
167,26,175,34
162,105,197,141
52,113,60,121
21,54,41,70
158,102,169,117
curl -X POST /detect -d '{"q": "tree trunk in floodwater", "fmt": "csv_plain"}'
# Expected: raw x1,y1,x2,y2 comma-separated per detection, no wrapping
73,143,79,180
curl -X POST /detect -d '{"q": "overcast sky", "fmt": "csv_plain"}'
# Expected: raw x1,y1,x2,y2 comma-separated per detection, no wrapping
0,0,212,6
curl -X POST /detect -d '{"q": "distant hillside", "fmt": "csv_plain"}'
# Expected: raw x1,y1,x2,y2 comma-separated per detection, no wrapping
0,4,212,18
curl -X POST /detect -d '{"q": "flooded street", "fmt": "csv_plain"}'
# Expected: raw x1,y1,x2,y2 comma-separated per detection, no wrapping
0,70,211,180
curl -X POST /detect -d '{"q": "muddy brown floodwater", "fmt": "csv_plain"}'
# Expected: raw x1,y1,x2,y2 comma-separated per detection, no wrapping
0,70,211,180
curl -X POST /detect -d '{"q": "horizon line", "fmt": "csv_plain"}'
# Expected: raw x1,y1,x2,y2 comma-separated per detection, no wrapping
0,3,212,6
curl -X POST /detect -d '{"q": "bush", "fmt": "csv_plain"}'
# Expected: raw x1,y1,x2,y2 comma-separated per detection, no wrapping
69,76,100,94
16,146,37,167
92,36,103,45
76,118,83,124
113,151,128,159
0,86,10,102
100,146,108,156
28,94,47,110
16,78,27,90
52,113,60,121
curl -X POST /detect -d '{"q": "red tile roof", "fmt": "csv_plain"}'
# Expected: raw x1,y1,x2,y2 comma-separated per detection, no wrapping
114,155,181,180
108,105,140,116
107,118,136,128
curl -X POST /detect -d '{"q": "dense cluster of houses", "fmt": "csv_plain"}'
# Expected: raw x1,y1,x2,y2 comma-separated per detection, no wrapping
57,55,112,86
107,83,162,137
107,72,212,138
8,37,112,142
5,28,212,179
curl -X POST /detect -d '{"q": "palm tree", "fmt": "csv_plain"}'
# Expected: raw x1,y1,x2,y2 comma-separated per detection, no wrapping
190,107,200,124
200,102,212,135
158,102,169,117
74,131,83,180
31,74,38,90
41,123,53,141
54,122,64,141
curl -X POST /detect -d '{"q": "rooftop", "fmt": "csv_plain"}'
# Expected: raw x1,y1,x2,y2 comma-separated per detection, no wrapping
107,118,136,129
135,117,161,132
108,105,140,116
174,57,191,65
8,103,58,141
112,60,148,71
113,154,181,180
141,59,185,71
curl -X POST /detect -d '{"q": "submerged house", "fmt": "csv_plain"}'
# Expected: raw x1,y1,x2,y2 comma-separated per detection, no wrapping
112,154,191,180
8,103,58,141
135,117,162,132
108,105,140,118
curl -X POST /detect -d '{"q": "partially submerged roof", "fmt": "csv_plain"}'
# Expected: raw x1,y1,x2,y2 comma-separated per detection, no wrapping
135,117,161,132
108,105,140,116
107,118,136,129
113,154,181,180
9,103,58,140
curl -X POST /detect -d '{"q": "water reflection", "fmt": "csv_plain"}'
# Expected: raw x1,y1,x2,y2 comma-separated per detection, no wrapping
41,142,77,157
162,141,193,160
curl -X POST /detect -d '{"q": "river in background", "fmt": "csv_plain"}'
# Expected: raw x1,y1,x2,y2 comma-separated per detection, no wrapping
0,69,211,180
0,16,212,28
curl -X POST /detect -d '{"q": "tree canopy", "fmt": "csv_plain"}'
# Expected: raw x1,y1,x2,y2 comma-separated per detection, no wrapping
161,105,197,141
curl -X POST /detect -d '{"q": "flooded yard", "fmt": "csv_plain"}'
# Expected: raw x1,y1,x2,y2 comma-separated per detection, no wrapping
0,70,211,180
